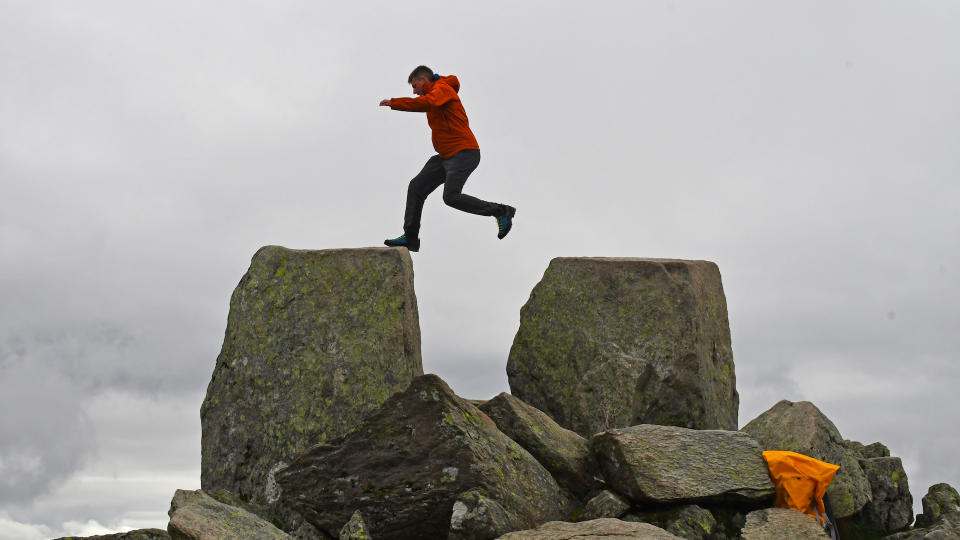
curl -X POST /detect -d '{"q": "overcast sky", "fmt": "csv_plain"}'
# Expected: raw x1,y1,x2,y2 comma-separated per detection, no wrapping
2,1,958,537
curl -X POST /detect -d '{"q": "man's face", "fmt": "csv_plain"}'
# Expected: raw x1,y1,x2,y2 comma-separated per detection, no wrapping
410,76,428,96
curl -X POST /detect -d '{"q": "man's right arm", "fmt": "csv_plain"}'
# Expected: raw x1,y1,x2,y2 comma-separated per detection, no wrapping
382,85,457,112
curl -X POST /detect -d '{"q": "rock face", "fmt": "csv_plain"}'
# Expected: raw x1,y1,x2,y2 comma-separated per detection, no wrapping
740,508,830,539
276,374,565,540
592,425,774,504
741,400,872,518
166,489,291,540
506,257,738,437
852,456,913,533
496,518,681,539
200,246,423,530
478,392,599,497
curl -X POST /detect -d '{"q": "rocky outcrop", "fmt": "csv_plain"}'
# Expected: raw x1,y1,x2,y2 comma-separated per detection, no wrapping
200,246,423,532
496,518,681,539
740,508,830,539
54,530,170,540
580,490,630,521
741,400,872,518
592,425,774,504
448,489,517,540
478,392,599,497
166,489,291,540
276,374,565,540
506,257,738,437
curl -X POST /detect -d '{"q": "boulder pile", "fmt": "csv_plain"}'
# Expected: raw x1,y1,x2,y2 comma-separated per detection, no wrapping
62,249,953,540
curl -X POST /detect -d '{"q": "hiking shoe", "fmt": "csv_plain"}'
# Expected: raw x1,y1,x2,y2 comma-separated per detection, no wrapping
384,234,419,252
496,205,516,239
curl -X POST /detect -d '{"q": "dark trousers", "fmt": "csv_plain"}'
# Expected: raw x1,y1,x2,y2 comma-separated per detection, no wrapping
403,149,505,239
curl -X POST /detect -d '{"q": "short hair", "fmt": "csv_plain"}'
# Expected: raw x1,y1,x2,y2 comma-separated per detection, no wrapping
408,65,434,83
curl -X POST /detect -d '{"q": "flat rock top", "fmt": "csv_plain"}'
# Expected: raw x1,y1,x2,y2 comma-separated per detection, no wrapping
551,256,716,265
497,518,681,539
741,508,830,540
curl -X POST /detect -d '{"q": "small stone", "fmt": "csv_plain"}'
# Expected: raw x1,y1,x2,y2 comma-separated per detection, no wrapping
741,508,830,539
580,490,631,521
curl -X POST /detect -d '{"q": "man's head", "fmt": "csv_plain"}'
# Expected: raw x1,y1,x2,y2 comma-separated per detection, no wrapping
408,65,434,96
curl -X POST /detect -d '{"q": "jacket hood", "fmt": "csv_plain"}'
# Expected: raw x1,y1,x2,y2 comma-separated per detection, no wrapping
429,74,460,93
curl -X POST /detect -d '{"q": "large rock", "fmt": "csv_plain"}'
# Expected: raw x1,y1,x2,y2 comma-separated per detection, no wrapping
851,456,913,533
166,489,292,540
276,374,565,540
54,531,169,540
591,424,774,504
496,518,681,539
479,392,599,497
741,400,871,518
740,508,830,539
200,246,423,531
506,257,738,437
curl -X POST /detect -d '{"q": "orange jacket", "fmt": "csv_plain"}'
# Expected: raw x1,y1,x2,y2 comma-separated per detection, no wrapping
762,450,840,522
390,75,480,159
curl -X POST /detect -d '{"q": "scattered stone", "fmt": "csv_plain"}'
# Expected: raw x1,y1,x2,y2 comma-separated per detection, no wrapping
53,530,170,540
742,400,872,518
626,505,717,540
277,374,564,540
580,490,631,521
591,424,774,504
495,518,681,539
166,489,291,540
740,508,830,539
200,246,423,531
339,510,370,540
506,257,738,437
886,483,960,538
479,392,600,497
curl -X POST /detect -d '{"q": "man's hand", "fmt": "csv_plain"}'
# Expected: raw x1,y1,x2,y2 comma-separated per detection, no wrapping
379,99,391,107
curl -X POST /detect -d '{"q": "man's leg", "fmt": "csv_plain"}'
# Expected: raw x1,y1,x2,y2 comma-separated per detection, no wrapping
440,150,509,217
402,155,446,240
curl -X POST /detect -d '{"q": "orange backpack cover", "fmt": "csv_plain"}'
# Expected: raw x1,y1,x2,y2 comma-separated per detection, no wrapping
762,450,840,522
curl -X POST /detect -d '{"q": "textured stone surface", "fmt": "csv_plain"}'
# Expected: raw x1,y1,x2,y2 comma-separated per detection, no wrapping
200,246,422,531
580,490,631,521
852,456,913,533
591,425,774,504
448,489,516,540
338,510,369,540
54,530,170,540
506,257,738,437
625,505,718,540
277,374,564,540
479,392,599,497
742,400,871,518
888,483,960,538
166,489,292,540
741,508,830,539
496,518,681,539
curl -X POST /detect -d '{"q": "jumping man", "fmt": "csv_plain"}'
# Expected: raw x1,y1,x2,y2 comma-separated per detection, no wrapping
379,65,516,252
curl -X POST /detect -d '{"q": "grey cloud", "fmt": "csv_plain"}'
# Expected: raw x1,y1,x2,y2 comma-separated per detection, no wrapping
2,0,958,533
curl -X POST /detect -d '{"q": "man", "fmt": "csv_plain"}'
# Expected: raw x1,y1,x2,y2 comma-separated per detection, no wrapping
379,65,515,252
